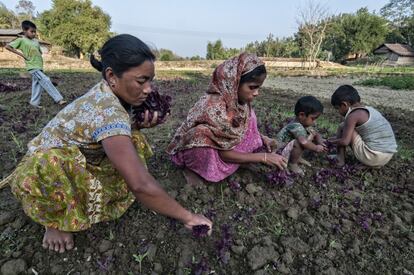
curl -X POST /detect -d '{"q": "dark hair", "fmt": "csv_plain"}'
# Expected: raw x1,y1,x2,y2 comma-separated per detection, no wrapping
90,34,156,79
240,65,266,84
295,96,324,116
331,85,360,107
22,20,36,31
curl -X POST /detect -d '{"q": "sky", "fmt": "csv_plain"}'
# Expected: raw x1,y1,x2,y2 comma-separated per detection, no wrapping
3,0,390,57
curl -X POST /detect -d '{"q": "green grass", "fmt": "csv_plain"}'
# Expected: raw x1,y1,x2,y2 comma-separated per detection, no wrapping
355,76,414,90
397,144,414,160
0,67,96,75
267,65,414,77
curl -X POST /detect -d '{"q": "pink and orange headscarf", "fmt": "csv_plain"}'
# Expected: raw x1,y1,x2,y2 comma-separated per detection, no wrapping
167,53,264,154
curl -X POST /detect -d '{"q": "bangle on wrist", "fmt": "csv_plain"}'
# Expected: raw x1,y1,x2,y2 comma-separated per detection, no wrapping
263,152,267,164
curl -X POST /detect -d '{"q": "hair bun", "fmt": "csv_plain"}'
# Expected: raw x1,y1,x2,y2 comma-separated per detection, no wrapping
90,54,103,72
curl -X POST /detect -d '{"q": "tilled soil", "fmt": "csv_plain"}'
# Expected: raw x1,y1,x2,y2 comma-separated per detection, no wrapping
0,73,413,275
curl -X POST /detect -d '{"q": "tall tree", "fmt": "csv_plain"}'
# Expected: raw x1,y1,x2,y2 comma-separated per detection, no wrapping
245,35,300,58
206,40,240,60
37,0,111,58
322,8,390,61
15,0,35,20
381,0,414,46
0,2,19,28
296,1,330,68
381,0,413,26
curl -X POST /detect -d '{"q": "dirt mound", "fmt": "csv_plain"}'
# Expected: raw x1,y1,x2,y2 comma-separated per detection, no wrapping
0,51,91,70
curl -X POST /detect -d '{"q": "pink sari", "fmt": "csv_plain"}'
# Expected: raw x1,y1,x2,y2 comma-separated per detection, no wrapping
171,110,262,182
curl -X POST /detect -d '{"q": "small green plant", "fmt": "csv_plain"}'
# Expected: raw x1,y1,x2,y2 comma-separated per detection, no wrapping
108,229,115,241
270,222,285,237
10,132,24,153
132,251,148,273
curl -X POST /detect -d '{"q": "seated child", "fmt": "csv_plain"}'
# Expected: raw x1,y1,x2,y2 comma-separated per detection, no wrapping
276,96,327,175
329,85,397,167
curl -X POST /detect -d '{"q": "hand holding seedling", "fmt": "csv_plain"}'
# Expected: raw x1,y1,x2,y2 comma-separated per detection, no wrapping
315,144,328,153
261,135,278,152
263,153,288,170
136,110,159,129
327,137,341,146
184,213,213,236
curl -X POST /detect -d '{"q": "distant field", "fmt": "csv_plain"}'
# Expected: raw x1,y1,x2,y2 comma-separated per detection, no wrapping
356,76,414,90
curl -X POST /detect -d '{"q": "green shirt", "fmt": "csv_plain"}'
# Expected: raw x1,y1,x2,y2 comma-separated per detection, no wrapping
8,37,43,71
276,122,308,143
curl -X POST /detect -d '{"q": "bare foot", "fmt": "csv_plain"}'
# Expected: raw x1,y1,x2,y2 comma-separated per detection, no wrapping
58,100,67,105
288,163,305,176
42,227,74,253
183,168,204,186
30,104,43,109
298,157,311,167
327,154,345,167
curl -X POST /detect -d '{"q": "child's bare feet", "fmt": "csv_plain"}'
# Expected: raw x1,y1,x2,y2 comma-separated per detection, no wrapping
298,157,311,167
288,163,305,176
183,168,204,186
327,154,345,167
58,100,67,105
42,227,74,253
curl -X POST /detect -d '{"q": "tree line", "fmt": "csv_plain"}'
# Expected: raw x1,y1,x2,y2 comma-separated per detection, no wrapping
1,0,111,59
206,0,414,63
1,0,413,62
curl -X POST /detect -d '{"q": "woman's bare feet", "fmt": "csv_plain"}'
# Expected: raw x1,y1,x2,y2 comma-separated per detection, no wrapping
42,227,74,253
57,100,67,106
183,168,204,186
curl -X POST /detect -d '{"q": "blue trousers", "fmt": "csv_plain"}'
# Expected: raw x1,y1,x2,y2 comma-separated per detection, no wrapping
29,69,63,106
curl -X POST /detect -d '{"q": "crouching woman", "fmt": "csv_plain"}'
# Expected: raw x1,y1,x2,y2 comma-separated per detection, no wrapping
0,34,211,253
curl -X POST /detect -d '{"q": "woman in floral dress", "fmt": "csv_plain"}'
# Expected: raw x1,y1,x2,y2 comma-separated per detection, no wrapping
1,34,212,253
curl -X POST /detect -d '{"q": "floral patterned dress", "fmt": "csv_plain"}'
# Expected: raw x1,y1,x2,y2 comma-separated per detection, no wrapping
6,81,153,232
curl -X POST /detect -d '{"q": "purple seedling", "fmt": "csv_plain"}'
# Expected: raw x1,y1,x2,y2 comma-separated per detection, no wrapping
215,225,233,265
192,224,210,238
267,170,295,187
228,180,241,192
97,256,113,272
133,84,172,124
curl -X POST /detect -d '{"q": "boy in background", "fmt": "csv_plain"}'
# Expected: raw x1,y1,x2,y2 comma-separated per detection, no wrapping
6,20,66,108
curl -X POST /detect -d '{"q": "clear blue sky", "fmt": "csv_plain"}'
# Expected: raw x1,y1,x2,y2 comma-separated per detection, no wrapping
3,0,389,57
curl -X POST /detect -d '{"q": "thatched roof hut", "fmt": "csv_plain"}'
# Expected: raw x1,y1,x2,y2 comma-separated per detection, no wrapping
373,43,414,66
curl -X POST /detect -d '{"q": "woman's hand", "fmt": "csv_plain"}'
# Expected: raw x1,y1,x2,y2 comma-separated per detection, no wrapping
327,137,339,144
136,110,159,129
183,213,213,235
315,144,328,153
262,135,278,152
262,152,288,170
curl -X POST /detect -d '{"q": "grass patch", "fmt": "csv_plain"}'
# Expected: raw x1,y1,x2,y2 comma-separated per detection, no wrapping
355,76,414,90
0,67,97,76
267,65,414,78
397,144,414,160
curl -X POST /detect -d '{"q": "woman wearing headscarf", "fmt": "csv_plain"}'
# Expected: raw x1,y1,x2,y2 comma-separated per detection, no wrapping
167,53,287,184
